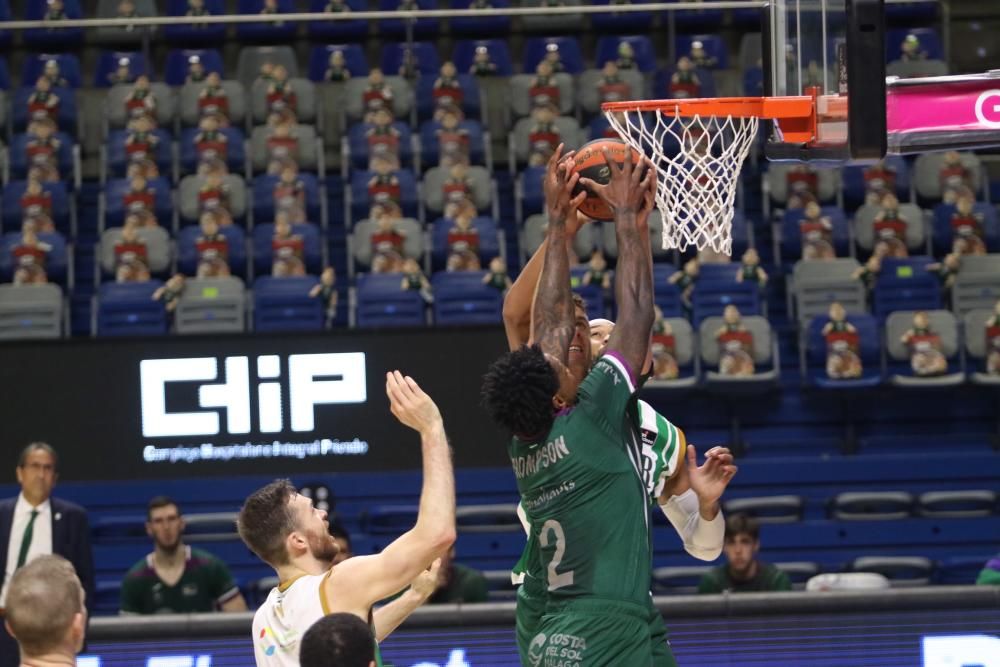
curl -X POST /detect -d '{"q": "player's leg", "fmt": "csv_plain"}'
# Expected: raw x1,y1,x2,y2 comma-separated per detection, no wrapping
648,600,679,667
515,576,546,665
530,601,650,667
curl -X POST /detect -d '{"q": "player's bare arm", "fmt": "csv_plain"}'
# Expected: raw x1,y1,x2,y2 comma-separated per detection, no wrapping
503,145,586,350
326,372,456,617
371,558,441,641
528,159,586,365
580,149,657,374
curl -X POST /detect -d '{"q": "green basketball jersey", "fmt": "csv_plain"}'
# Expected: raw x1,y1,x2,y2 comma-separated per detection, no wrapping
509,353,651,606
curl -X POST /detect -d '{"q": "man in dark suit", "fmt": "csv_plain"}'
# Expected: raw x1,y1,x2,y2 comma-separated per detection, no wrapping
1,443,94,667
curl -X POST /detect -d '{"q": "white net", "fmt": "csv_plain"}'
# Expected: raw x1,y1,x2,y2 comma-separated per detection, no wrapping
605,108,760,256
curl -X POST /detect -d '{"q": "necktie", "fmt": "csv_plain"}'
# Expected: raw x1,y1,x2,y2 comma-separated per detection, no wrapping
16,510,39,569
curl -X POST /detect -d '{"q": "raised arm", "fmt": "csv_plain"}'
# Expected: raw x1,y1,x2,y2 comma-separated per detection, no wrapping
528,160,586,364
502,145,585,350
371,558,441,641
579,150,657,375
327,372,456,615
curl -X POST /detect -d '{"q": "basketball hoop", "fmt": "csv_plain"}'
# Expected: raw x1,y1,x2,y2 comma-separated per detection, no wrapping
602,96,816,255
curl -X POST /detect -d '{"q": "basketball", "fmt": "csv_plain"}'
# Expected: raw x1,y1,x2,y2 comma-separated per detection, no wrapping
570,139,645,222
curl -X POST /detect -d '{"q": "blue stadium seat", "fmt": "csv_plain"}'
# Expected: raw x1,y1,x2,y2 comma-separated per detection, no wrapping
429,216,500,270
587,115,617,141
0,57,9,90
22,54,82,89
450,0,512,36
8,132,76,181
781,206,850,262
164,49,225,86
415,74,482,122
355,272,426,328
23,0,84,47
252,223,323,275
305,0,369,41
102,177,173,228
96,281,168,337
419,119,487,168
743,66,764,96
590,0,653,33
653,266,685,318
0,231,69,285
570,265,607,319
887,28,943,61
452,40,513,77
691,280,761,326
872,257,942,321
841,155,911,209
94,51,150,88
12,86,78,134
163,0,228,44
376,0,439,38
235,0,298,42
178,127,247,175
105,129,173,179
675,34,729,70
594,35,657,73
176,225,248,278
380,42,441,78
730,211,753,261
518,166,546,219
251,174,323,225
349,170,420,221
665,0,724,30
307,44,368,82
523,37,584,75
803,314,883,389
654,65,717,99
431,271,503,325
346,122,415,172
931,202,999,255
2,181,72,235
252,275,324,332
885,2,938,26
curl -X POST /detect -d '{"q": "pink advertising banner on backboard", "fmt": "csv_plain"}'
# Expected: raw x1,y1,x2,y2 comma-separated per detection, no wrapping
887,73,1000,153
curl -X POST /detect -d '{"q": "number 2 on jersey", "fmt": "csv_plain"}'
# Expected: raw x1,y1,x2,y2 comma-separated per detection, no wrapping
540,519,574,590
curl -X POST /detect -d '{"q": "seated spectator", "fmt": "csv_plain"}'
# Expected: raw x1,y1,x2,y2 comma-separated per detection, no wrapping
650,307,680,381
152,273,186,313
616,41,637,70
436,110,470,168
735,248,768,290
271,212,306,277
124,175,156,218
125,115,160,167
442,163,475,210
698,514,791,594
401,258,433,302
822,302,862,379
715,305,755,377
120,496,248,615
940,150,973,204
266,121,300,174
128,156,161,180
261,0,285,25
187,54,208,83
28,77,60,127
424,547,488,604
21,178,55,234
5,556,87,667
274,164,306,223
863,159,897,206
786,164,819,209
363,68,395,123
483,256,511,293
325,0,352,14
852,252,883,292
873,194,909,258
900,33,928,62
950,192,988,255
927,249,962,293
310,266,339,324
598,61,631,104
669,57,701,99
115,224,151,283
367,158,402,208
543,42,566,74
581,250,612,290
299,613,376,667
266,65,298,121
187,0,210,21
199,172,233,221
44,0,68,22
668,258,699,313
689,40,718,69
901,310,949,376
367,108,402,171
446,211,481,272
397,46,420,81
469,45,498,77
196,213,231,278
195,115,229,167
527,103,561,167
800,201,835,260
977,554,1000,585
42,59,70,88
117,0,140,28
12,222,52,285
325,50,351,83
107,57,136,87
198,72,230,126
125,75,157,126
529,62,560,111
371,208,407,273
433,62,464,121
25,121,62,183
124,209,159,229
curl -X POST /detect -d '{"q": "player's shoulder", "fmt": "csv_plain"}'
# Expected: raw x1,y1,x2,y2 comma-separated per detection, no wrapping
588,351,637,391
123,554,156,579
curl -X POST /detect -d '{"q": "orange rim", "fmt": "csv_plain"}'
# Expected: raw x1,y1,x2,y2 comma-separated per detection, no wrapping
601,95,819,145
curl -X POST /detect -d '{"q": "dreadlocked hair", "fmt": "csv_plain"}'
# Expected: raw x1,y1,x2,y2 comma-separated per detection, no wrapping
481,344,559,439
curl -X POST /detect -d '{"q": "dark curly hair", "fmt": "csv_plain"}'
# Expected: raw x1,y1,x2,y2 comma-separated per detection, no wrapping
481,344,559,439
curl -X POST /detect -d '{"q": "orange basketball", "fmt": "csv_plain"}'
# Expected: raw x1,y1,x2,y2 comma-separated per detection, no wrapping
570,139,644,222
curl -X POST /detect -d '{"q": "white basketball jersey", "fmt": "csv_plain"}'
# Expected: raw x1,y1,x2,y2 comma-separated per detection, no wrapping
251,572,330,667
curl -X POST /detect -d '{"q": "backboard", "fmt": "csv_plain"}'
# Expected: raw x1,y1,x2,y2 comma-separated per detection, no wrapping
764,0,887,163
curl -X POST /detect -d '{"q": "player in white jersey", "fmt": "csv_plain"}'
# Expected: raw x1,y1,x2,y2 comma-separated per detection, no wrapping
238,371,456,667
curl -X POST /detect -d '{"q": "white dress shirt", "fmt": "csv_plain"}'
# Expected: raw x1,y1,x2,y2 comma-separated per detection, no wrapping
0,493,53,607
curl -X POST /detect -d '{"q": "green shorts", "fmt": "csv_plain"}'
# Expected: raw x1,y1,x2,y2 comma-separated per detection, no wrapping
647,598,678,667
516,575,547,665
526,598,652,667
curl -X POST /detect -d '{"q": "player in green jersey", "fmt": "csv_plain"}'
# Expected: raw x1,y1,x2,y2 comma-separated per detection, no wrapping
501,148,737,666
484,147,659,666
